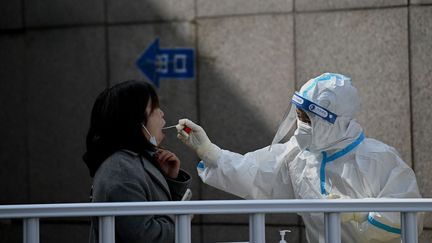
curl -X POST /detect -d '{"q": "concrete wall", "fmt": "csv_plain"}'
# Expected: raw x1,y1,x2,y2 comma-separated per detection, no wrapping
0,0,431,242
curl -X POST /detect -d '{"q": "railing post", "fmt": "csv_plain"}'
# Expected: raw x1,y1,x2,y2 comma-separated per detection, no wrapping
401,212,418,243
249,213,265,243
99,216,115,243
176,215,191,243
324,212,341,243
401,212,406,243
23,218,39,243
175,215,179,243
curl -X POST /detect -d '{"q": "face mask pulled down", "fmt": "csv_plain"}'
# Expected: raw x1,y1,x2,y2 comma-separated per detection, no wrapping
141,124,157,146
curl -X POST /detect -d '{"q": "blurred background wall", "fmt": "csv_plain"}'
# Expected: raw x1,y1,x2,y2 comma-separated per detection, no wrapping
1,0,431,242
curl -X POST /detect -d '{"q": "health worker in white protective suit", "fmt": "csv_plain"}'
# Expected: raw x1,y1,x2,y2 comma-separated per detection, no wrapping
175,73,423,243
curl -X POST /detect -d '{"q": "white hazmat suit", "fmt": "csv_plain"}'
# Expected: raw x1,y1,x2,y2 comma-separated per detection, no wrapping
176,73,423,243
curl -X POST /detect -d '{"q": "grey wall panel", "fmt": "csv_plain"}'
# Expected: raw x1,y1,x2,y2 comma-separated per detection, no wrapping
296,8,411,164
411,6,432,228
40,222,89,243
25,0,104,27
0,0,23,29
191,224,202,243
301,226,308,243
26,27,106,203
411,0,432,4
198,15,296,224
202,224,301,243
0,221,21,243
0,34,27,204
197,0,292,17
108,23,200,199
419,229,432,243
107,0,194,23
296,0,406,12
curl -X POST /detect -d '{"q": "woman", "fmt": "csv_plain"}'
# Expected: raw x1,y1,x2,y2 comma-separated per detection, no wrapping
83,80,191,243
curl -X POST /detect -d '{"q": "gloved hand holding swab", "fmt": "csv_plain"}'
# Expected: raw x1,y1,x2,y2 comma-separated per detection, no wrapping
175,119,221,163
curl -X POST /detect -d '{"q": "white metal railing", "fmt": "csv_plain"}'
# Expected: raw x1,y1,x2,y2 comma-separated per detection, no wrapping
1,199,431,243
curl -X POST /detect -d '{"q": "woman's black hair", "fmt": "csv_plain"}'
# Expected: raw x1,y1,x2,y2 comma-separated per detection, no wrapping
83,80,160,177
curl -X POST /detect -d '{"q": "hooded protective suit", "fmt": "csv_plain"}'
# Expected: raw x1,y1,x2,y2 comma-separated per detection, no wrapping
177,73,423,243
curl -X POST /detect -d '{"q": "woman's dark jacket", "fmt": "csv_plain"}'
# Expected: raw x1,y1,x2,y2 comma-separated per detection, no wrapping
89,149,191,243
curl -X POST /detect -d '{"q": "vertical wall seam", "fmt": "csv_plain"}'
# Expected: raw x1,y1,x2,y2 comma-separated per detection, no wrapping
103,0,110,87
194,0,198,19
407,6,414,170
292,2,298,92
21,0,30,203
21,0,26,29
193,0,204,242
292,0,303,241
24,32,30,203
194,0,200,127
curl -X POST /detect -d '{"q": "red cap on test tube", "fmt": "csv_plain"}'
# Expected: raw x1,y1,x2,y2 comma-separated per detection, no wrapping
183,126,191,134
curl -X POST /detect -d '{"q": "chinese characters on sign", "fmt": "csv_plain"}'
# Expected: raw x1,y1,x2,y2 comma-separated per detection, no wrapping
136,38,195,88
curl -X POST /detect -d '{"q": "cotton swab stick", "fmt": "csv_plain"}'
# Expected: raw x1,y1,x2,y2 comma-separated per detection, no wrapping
162,125,191,134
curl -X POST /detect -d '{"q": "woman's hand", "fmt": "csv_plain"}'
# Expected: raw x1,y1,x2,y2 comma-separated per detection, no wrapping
156,149,180,179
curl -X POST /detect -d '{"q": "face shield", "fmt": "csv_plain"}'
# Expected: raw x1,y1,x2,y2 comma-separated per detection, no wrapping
269,92,338,150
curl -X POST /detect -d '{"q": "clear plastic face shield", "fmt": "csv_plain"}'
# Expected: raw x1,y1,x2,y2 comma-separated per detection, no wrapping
269,92,338,150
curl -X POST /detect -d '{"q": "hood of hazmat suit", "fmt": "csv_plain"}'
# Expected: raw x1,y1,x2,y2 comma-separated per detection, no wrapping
270,73,362,153
197,73,423,243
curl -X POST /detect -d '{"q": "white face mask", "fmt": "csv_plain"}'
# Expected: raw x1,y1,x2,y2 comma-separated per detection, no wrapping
294,119,312,151
141,123,157,146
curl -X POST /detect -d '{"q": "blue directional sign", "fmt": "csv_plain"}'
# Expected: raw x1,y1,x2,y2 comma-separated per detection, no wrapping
136,38,195,88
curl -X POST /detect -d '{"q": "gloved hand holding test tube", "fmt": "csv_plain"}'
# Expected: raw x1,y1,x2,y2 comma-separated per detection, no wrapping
174,119,222,163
